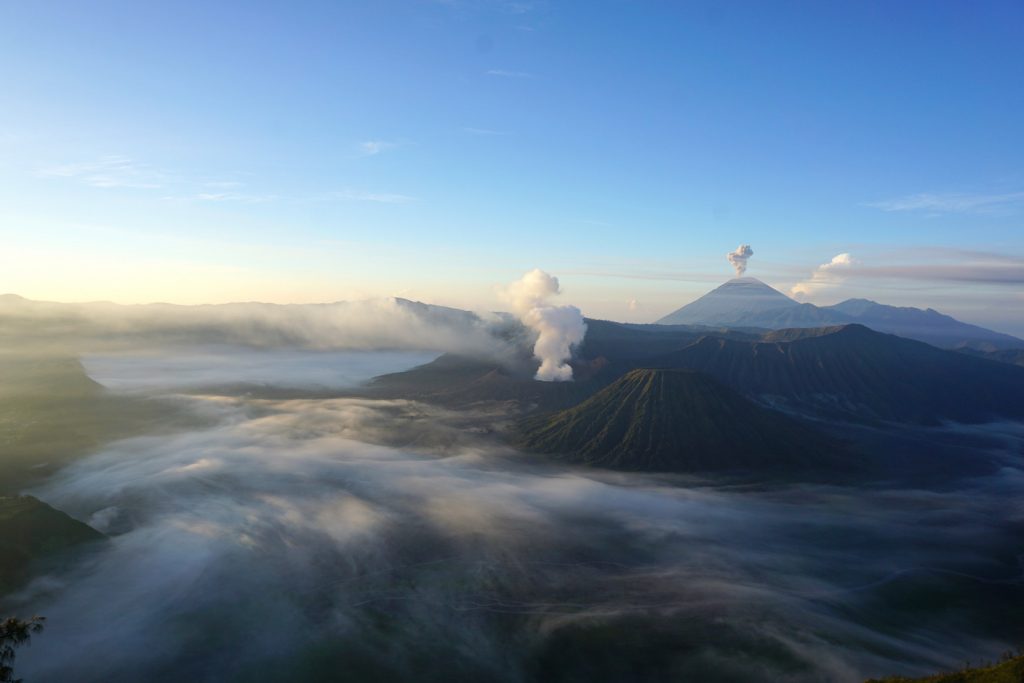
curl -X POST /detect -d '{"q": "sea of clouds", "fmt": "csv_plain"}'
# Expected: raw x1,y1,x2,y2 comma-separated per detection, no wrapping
5,350,1023,682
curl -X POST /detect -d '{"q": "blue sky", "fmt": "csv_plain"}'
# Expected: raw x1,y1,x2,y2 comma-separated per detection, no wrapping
2,1,1023,334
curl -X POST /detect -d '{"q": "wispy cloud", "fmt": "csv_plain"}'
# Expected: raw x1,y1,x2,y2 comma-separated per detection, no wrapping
867,191,1024,215
195,192,275,203
36,155,167,189
356,140,399,156
485,69,534,78
432,0,537,14
35,155,412,206
790,250,1024,302
851,263,1024,285
502,1,535,14
326,189,415,204
463,127,510,136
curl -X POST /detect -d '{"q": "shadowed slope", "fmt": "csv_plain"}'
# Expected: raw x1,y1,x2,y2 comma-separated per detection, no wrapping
518,369,840,472
652,325,1024,425
0,495,105,594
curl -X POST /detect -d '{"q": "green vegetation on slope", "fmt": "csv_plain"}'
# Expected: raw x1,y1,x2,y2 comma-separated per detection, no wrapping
866,653,1024,683
0,353,195,493
518,368,842,472
0,495,104,594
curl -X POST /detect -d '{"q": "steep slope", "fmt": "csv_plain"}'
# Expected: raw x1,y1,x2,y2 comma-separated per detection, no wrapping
517,369,839,472
652,325,1024,424
0,495,105,594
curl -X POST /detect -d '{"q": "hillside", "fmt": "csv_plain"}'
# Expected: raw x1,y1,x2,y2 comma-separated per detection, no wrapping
365,352,626,412
865,654,1024,683
0,495,105,594
957,347,1024,368
517,369,841,472
650,325,1024,425
0,354,195,493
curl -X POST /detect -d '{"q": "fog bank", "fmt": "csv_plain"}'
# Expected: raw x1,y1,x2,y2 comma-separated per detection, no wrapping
6,384,1023,682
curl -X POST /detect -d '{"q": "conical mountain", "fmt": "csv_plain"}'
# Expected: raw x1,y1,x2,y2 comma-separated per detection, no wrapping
517,368,838,473
656,277,840,327
655,278,1023,350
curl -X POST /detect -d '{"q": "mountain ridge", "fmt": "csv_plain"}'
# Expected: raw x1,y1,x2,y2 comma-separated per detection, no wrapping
648,323,1024,424
656,278,1023,350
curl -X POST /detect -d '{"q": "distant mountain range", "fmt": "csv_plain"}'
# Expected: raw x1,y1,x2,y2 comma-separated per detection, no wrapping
372,321,1024,427
656,278,1023,351
517,368,841,473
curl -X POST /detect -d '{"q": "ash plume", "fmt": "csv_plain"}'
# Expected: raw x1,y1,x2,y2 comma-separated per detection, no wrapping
502,269,587,381
727,244,754,276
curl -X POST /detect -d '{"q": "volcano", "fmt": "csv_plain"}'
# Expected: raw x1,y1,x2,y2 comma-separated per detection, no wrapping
517,368,840,473
656,278,1023,350
656,278,837,328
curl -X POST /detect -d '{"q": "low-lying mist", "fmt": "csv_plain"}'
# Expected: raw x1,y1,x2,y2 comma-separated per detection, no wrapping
5,356,1024,682
0,294,527,362
81,348,440,393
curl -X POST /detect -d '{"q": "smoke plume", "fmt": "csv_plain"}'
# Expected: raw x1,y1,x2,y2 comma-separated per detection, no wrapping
727,244,754,276
502,269,587,381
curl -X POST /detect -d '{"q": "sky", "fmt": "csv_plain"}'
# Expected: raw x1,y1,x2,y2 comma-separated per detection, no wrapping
1,0,1023,335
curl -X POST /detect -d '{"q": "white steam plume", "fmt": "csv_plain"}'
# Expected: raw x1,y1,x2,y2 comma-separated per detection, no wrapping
727,244,754,276
502,269,587,382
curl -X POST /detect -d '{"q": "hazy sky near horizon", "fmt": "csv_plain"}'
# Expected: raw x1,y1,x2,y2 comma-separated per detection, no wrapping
1,1,1023,334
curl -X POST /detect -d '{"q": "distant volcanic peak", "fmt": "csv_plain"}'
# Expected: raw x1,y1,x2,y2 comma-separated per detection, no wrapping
655,277,798,326
715,277,795,299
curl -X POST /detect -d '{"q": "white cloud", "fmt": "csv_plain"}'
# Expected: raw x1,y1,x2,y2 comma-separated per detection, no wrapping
357,140,398,156
463,127,510,136
327,189,415,204
867,191,1024,215
193,192,275,203
791,253,856,299
37,155,167,189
